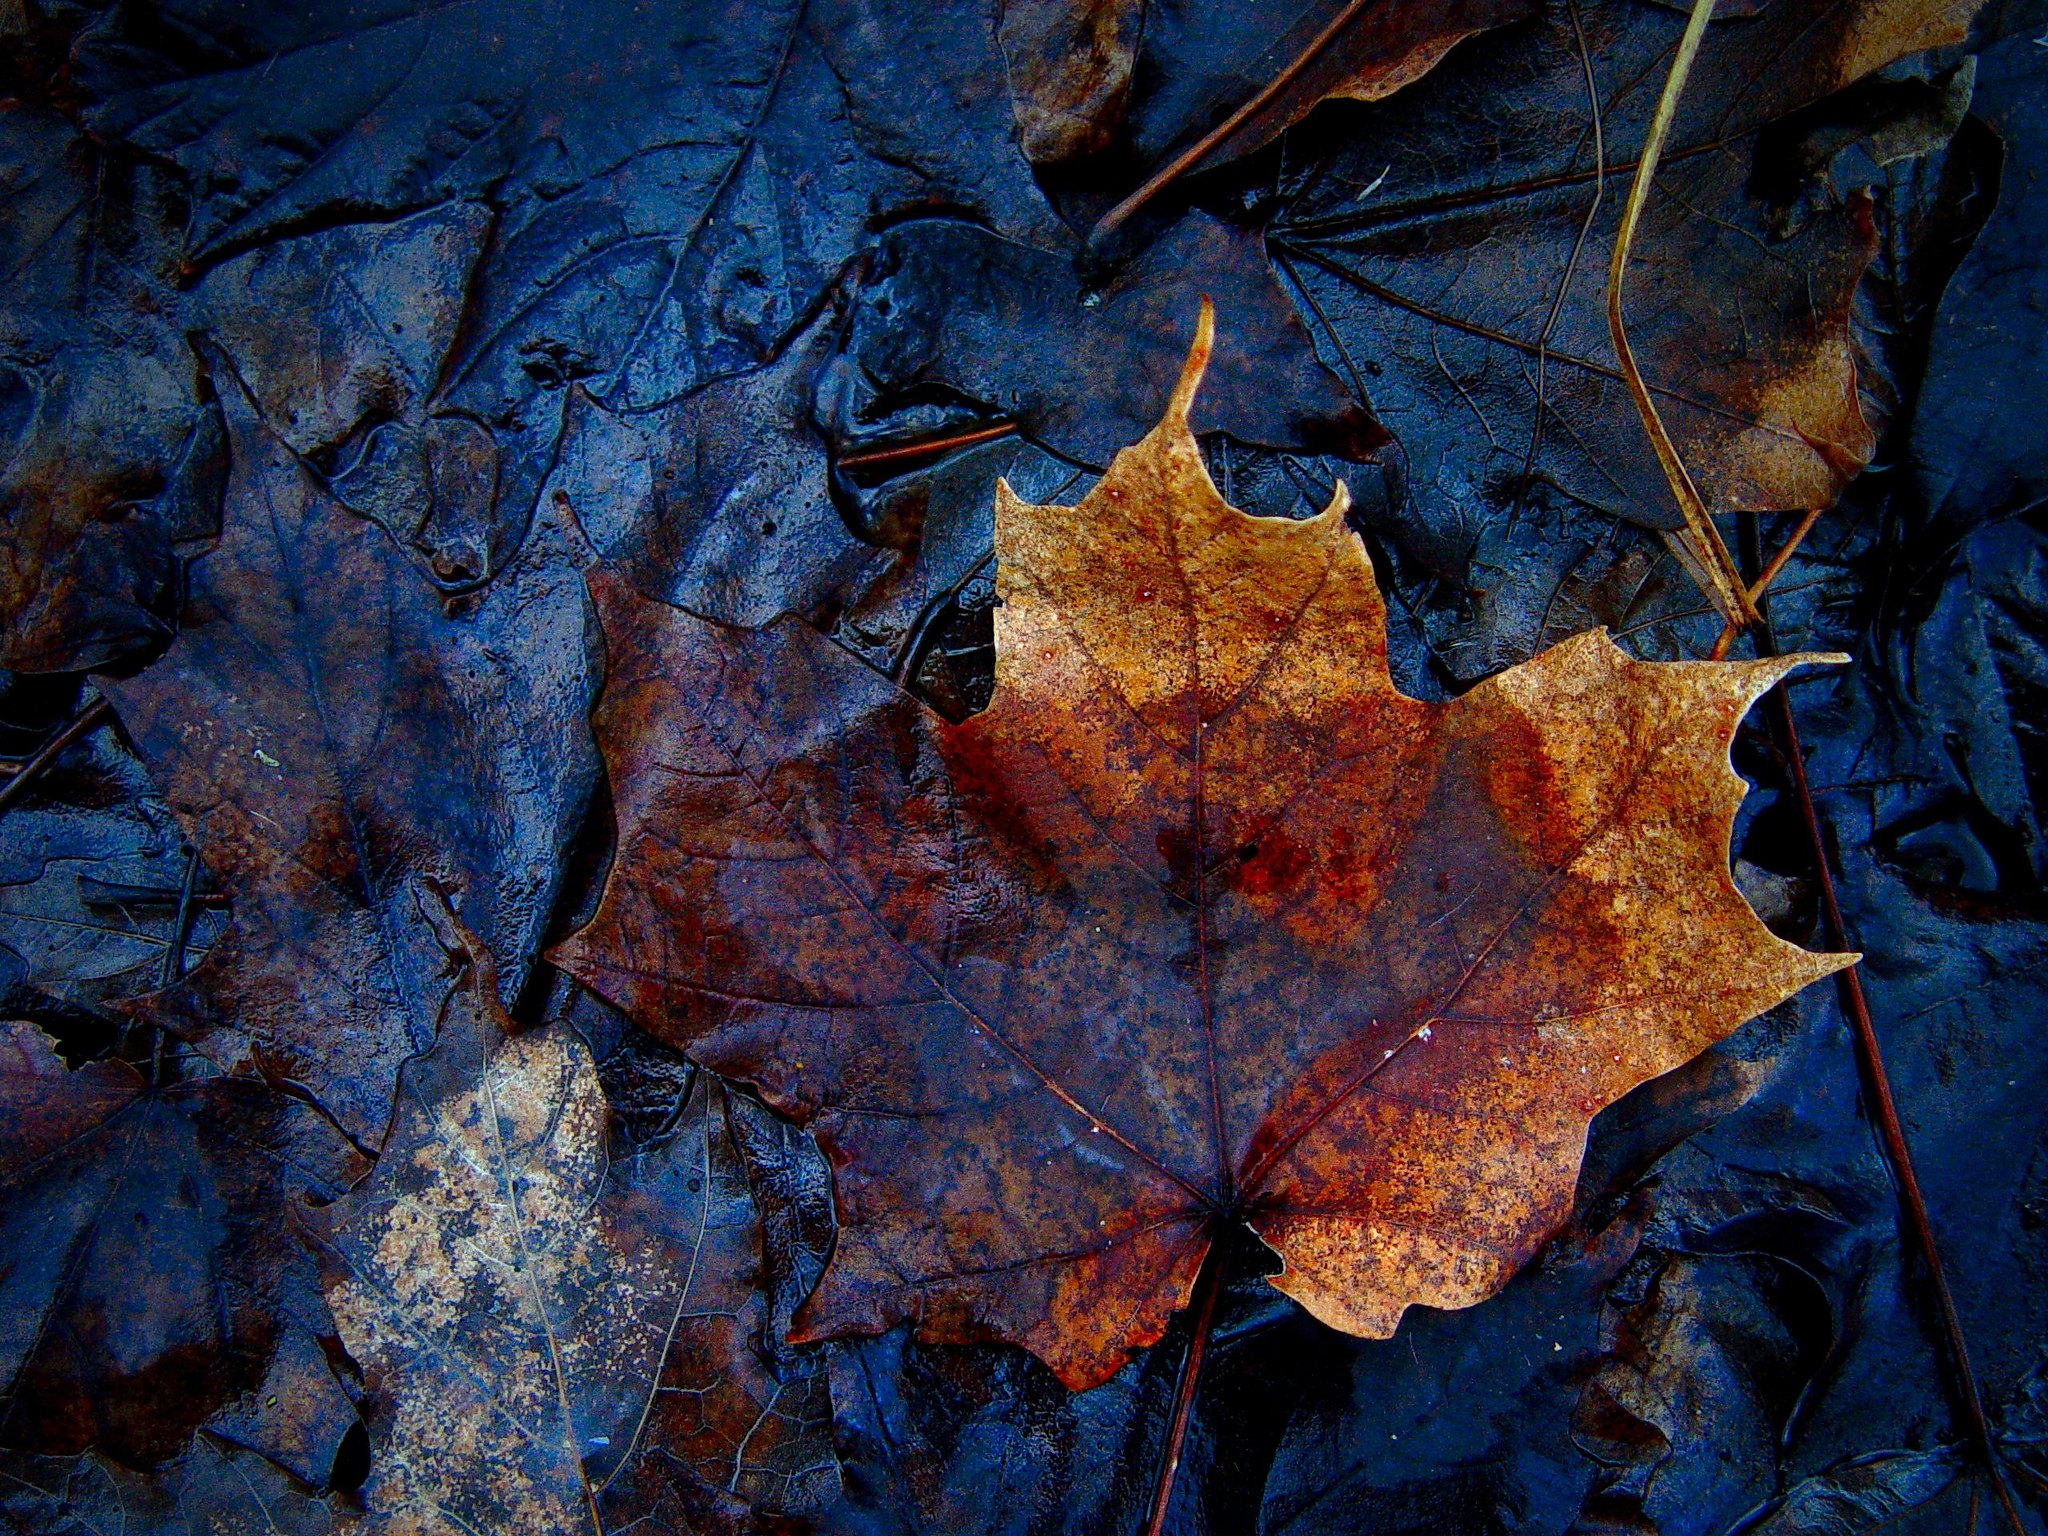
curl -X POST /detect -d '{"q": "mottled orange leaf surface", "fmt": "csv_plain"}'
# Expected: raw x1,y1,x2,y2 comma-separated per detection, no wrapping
554,303,1851,1391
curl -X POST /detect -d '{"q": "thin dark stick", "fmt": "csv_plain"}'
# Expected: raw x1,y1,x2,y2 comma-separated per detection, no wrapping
1766,692,2023,1534
1143,1243,1225,1536
2010,1461,2048,1499
158,848,203,989
0,695,111,818
1740,518,2023,1535
150,847,202,1088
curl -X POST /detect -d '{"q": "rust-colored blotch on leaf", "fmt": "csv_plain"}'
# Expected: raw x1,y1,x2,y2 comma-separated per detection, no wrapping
553,301,1851,1391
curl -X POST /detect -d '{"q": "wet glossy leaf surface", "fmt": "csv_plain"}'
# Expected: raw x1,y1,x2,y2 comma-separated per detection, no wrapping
1,0,2045,1532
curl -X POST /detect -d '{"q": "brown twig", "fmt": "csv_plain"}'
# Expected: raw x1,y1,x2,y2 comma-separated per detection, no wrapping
2011,1461,2048,1500
1764,683,2025,1534
1610,15,2019,1520
1604,0,1757,628
835,421,1018,471
1708,504,1827,658
1143,1242,1225,1536
1740,522,2024,1536
1091,0,1375,248
0,695,111,819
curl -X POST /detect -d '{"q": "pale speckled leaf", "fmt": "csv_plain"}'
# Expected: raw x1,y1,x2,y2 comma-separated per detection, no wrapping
312,906,834,1534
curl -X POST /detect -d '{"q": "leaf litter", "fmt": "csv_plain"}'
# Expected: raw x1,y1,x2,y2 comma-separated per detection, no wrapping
0,1,2042,1532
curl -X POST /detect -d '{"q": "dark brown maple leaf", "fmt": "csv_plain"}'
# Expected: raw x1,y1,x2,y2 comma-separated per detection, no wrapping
554,304,1848,1390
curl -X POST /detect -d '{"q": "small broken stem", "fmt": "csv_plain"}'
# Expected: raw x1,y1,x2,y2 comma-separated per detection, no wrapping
836,421,1017,471
1708,505,1827,658
158,847,203,989
1091,0,1374,247
1143,1241,1226,1536
0,695,112,819
1605,0,1756,627
1744,546,2023,1535
2010,1461,2048,1499
149,848,203,1088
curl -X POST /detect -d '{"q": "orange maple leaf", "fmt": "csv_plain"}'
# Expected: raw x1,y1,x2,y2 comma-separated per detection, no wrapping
554,301,1849,1390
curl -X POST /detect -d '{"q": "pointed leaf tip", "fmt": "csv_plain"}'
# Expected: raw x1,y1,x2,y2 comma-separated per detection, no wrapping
1166,298,1216,426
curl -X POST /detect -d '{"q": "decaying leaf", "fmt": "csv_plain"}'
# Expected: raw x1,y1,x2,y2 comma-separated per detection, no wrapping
70,0,1076,593
1912,37,2048,528
311,909,834,1535
1270,0,1983,563
555,304,1849,1391
0,1022,364,1477
1733,1447,1968,1536
102,351,598,1151
0,1431,358,1536
0,111,218,673
1575,1251,1819,1528
1000,0,1532,178
999,0,1146,165
819,213,1384,473
545,300,883,632
188,207,500,593
0,732,226,1032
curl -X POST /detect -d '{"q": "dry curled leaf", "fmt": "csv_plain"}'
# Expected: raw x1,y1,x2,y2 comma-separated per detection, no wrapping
554,304,1849,1391
310,910,833,1536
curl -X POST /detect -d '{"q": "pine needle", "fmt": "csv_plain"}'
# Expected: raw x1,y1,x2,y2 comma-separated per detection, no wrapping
1604,0,1758,628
